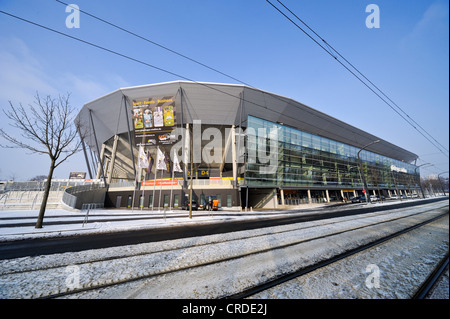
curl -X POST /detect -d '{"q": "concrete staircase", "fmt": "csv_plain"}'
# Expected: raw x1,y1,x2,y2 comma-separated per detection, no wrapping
0,190,64,210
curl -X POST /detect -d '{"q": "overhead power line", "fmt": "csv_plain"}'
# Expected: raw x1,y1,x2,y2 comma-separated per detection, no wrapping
0,8,438,168
266,0,449,159
275,0,449,154
0,9,387,158
0,11,326,141
51,2,423,157
56,0,253,88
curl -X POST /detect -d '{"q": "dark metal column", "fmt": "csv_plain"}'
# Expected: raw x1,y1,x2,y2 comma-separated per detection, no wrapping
89,109,107,185
123,95,137,183
78,127,93,179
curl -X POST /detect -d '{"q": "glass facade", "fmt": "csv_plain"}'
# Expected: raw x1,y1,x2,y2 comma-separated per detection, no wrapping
244,116,418,191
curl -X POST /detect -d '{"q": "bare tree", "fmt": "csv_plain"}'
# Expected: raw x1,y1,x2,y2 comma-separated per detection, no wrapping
0,93,83,228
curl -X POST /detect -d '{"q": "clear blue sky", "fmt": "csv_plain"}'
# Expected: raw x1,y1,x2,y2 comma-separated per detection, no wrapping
0,0,448,180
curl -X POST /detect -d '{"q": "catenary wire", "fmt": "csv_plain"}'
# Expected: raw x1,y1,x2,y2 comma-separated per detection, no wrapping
50,2,433,161
52,0,449,159
55,0,253,88
266,0,449,158
265,0,442,155
61,0,446,164
55,0,245,153
0,9,395,160
0,9,436,173
275,0,449,155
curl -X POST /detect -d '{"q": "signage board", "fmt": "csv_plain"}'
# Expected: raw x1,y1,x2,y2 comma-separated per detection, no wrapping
198,168,210,179
69,172,86,180
390,165,407,173
142,179,181,187
187,168,210,179
131,96,177,146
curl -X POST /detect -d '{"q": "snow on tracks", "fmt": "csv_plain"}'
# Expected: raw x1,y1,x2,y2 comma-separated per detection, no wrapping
0,200,448,298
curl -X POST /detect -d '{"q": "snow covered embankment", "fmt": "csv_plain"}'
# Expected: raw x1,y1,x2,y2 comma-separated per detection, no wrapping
0,201,448,298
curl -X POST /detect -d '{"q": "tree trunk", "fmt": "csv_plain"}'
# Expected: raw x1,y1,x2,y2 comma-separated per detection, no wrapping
35,161,55,229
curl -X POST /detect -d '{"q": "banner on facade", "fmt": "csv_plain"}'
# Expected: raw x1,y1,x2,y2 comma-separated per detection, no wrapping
131,96,177,146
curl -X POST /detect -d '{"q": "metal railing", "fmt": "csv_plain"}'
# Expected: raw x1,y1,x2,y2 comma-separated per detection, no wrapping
81,203,104,227
0,179,102,192
1,189,64,210
62,182,106,209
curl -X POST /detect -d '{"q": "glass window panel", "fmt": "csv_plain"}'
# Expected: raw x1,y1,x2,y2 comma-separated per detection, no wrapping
174,194,179,208
312,135,321,150
302,132,312,148
329,140,337,154
337,142,345,155
246,115,415,188
321,138,330,152
227,194,232,207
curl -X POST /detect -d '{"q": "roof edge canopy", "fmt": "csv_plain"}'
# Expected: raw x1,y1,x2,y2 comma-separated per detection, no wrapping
76,81,418,163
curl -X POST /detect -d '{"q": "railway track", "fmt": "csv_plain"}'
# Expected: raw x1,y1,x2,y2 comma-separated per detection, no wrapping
236,213,449,299
414,253,449,299
0,200,448,299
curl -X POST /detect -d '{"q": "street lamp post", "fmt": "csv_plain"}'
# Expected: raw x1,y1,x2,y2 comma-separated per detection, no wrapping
348,165,364,196
357,140,380,203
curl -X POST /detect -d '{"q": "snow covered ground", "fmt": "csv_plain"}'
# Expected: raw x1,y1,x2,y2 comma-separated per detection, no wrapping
0,206,285,241
0,199,447,299
250,214,449,299
0,198,445,241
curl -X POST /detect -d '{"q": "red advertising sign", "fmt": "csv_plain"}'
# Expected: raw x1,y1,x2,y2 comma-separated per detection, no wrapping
142,179,181,187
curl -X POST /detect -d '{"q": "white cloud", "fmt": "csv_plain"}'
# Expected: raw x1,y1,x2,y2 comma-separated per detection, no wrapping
60,73,130,107
0,36,129,180
0,36,130,107
61,73,110,104
0,37,57,104
402,1,449,45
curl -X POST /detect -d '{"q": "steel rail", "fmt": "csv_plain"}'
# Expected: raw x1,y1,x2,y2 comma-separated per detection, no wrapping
225,212,449,299
38,210,447,299
5,205,439,276
413,253,449,299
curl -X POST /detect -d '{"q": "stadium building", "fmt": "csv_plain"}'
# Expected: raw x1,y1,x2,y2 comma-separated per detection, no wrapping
75,81,420,209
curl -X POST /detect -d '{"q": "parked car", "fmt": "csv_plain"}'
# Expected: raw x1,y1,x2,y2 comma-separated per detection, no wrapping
182,200,198,210
351,196,366,203
369,195,379,201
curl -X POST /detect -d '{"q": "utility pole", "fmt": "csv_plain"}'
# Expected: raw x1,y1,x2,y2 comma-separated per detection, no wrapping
189,124,193,219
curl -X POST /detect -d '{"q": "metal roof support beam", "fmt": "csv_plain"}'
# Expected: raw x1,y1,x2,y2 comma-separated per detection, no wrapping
220,126,233,177
78,128,93,179
95,144,105,180
122,95,138,188
89,109,107,186
232,125,237,187
107,135,119,184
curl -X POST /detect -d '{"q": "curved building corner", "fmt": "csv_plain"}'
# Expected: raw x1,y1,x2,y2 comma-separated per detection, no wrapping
75,81,421,210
